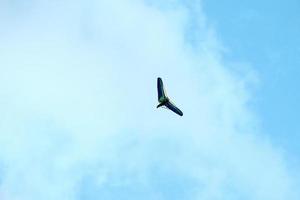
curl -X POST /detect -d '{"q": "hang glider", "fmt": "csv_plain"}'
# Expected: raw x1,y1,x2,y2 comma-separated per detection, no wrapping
156,77,183,116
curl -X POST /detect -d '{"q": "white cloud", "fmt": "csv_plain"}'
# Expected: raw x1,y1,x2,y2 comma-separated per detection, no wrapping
0,0,298,199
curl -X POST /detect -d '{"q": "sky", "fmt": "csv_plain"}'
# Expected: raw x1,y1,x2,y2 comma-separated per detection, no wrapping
202,0,300,159
0,0,299,200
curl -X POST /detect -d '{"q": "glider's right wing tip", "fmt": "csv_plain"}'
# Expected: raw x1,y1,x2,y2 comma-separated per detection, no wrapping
157,77,165,101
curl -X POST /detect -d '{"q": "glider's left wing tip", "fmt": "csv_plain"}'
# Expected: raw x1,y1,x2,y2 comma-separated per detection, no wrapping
165,102,183,116
177,110,183,116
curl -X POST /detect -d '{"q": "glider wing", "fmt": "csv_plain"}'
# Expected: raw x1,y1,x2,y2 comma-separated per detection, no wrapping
165,101,183,116
157,77,166,102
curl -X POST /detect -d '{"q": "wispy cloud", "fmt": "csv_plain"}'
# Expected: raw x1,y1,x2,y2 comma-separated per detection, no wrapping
0,0,298,199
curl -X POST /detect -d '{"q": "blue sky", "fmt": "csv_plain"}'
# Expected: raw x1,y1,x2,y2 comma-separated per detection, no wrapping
202,0,300,157
0,0,299,200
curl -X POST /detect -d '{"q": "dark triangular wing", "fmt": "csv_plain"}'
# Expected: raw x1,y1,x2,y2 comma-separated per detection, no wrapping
157,77,166,102
165,101,183,116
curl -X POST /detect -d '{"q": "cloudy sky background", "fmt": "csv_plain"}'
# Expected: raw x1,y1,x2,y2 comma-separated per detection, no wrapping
0,0,299,199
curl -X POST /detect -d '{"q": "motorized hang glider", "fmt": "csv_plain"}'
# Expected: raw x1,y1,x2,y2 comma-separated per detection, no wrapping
156,77,183,116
